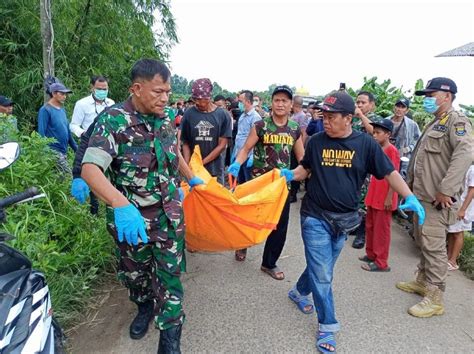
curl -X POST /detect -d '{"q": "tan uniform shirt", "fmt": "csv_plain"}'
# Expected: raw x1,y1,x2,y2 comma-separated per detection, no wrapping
407,108,473,203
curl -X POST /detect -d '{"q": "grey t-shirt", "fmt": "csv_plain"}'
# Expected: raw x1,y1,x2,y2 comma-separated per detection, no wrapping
181,106,232,176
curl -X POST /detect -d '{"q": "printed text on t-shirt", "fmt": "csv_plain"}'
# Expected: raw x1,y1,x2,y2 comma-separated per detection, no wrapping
263,133,294,145
321,148,355,168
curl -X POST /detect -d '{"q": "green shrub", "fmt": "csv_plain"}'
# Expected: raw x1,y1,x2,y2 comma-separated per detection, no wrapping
459,234,474,280
0,131,115,327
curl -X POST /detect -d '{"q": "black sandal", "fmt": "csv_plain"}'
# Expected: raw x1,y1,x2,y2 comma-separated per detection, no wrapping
361,262,390,272
358,255,373,262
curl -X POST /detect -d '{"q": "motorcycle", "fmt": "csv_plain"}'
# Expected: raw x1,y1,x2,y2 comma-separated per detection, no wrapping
0,142,64,353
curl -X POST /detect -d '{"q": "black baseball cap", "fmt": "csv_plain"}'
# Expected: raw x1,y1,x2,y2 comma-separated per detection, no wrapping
272,85,293,99
415,77,457,96
317,91,355,115
213,94,226,102
395,97,410,108
370,119,394,133
0,96,13,106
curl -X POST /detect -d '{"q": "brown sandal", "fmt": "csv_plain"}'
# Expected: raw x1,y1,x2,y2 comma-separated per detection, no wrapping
260,266,285,280
235,249,247,261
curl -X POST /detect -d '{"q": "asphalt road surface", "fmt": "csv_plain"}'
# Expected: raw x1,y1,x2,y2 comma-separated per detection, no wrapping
69,194,474,353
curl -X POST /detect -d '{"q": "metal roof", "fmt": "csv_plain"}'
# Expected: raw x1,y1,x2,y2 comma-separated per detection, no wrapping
436,42,474,57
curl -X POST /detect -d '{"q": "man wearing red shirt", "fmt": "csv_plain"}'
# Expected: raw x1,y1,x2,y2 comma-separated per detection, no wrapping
360,119,400,271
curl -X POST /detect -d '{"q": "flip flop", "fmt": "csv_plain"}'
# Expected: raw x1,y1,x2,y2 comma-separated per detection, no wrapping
288,289,314,314
447,261,459,271
317,331,336,353
361,262,391,272
260,266,285,280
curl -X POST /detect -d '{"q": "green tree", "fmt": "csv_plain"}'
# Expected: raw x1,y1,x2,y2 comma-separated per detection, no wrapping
0,0,178,132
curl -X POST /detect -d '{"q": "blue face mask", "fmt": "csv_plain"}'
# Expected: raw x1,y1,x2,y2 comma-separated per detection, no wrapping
238,102,244,112
423,97,438,114
94,89,108,101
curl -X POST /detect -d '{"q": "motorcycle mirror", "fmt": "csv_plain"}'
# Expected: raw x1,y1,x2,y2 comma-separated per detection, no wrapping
0,142,20,171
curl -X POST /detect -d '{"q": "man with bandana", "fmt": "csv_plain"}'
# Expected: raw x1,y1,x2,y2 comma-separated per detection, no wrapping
397,77,473,318
180,78,232,184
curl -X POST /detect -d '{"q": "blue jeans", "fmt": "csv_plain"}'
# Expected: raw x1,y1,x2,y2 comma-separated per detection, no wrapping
296,215,346,333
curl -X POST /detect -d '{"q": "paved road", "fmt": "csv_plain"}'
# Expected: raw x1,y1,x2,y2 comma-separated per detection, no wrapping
69,194,474,353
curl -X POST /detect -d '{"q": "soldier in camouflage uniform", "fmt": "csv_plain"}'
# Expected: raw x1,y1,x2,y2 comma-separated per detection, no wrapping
228,85,305,280
81,59,203,354
351,91,384,249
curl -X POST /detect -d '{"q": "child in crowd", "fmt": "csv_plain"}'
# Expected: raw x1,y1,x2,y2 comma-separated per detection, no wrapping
360,119,400,272
446,164,474,270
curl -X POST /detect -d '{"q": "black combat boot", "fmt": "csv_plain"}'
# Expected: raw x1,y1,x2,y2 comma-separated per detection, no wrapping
157,324,182,354
129,301,154,340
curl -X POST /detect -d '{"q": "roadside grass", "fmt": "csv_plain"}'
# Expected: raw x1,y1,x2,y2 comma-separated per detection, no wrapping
459,233,474,280
0,132,116,328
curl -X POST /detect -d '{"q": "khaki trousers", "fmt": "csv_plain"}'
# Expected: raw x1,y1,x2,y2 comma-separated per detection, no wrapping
413,201,457,291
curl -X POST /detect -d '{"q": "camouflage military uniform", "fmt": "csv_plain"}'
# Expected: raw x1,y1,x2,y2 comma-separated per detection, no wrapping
252,116,300,178
82,98,185,330
252,116,301,269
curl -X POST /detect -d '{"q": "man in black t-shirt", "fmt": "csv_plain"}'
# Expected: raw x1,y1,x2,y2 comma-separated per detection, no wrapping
181,79,232,184
279,91,425,353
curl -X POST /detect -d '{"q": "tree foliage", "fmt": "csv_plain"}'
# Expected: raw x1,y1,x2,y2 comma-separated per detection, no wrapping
0,0,178,132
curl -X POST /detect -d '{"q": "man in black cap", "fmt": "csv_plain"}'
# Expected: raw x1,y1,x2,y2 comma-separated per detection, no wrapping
38,82,77,173
388,97,421,177
0,95,18,143
397,77,473,318
227,85,305,279
280,90,425,352
0,96,14,116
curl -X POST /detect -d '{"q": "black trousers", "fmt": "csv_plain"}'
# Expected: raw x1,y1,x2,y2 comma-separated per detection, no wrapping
290,151,300,196
90,192,99,215
262,197,290,269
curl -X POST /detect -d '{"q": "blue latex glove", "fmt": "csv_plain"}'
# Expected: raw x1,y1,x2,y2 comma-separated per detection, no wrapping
280,168,294,182
399,194,425,225
189,176,204,190
114,204,148,246
178,188,184,202
246,156,253,168
227,162,241,177
71,178,90,204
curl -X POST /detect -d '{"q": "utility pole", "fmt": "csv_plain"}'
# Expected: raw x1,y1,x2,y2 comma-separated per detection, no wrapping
40,0,54,103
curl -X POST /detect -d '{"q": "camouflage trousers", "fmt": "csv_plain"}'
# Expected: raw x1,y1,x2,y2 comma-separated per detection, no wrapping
108,221,186,330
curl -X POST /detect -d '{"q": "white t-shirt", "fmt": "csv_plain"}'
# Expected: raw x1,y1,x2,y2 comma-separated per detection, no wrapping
461,165,474,222
70,95,114,137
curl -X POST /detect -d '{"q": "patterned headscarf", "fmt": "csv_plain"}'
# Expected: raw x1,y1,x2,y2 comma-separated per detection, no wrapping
192,78,213,99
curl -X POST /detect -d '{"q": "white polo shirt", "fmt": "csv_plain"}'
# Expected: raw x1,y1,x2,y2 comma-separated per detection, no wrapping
70,94,114,137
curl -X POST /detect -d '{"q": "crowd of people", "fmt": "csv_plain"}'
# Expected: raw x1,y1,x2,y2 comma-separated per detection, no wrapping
0,58,472,353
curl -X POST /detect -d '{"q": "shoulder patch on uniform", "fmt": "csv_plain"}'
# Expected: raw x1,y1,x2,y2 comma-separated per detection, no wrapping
432,124,448,132
454,122,466,136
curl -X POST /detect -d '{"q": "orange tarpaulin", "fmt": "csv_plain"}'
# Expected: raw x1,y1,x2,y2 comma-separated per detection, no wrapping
183,147,289,252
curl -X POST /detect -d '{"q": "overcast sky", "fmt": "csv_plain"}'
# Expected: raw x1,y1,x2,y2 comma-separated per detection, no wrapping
167,0,473,106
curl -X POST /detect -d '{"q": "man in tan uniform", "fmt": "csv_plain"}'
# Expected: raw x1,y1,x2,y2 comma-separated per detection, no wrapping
397,77,473,317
